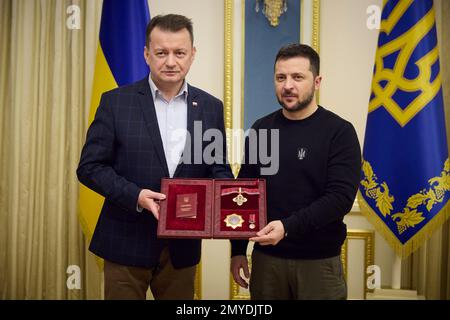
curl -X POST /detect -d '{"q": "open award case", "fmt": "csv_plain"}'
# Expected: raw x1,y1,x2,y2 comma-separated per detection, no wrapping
157,178,266,239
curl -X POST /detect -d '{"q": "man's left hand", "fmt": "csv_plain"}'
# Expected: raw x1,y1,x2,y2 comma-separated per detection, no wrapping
249,220,285,246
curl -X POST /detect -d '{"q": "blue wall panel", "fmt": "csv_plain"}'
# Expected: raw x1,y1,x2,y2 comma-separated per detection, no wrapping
244,0,301,129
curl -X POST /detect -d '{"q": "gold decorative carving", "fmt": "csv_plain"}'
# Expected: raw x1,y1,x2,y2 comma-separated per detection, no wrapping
312,0,320,53
256,0,287,27
342,230,375,299
224,0,234,176
194,262,202,299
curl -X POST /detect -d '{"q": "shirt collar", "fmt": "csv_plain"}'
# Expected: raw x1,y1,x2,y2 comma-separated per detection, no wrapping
148,74,188,102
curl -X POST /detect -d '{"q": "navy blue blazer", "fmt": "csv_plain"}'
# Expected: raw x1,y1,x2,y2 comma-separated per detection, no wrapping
77,77,233,268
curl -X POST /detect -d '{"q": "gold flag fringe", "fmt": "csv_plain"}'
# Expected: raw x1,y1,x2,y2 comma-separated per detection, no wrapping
357,190,450,258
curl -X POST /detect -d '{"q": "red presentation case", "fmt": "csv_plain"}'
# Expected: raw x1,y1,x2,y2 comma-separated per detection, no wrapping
157,178,266,239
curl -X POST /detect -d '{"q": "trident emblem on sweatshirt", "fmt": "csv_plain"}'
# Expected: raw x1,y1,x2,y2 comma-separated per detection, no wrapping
297,147,307,160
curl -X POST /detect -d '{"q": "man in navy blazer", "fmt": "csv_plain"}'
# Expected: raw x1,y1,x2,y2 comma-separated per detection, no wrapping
77,14,232,300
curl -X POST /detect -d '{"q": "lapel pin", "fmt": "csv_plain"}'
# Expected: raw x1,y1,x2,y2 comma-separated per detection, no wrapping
192,101,198,107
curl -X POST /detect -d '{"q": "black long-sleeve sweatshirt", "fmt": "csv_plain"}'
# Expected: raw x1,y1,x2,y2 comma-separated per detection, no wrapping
231,106,361,259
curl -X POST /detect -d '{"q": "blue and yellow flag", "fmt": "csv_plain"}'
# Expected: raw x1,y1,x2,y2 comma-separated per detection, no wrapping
358,0,449,257
78,0,150,245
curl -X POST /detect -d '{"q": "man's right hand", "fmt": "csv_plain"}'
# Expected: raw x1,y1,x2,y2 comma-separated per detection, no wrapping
230,255,250,289
137,189,166,220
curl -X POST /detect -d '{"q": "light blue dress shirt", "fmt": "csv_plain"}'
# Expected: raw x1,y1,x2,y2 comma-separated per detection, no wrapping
148,75,188,178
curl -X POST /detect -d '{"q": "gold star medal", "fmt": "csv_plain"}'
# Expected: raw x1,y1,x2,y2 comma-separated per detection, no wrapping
224,213,244,229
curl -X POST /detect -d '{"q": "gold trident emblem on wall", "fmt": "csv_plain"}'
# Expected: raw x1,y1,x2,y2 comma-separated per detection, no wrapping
369,1,442,127
255,0,287,27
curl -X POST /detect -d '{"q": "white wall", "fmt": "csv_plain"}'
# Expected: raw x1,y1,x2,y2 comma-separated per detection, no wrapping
320,0,382,144
320,0,399,298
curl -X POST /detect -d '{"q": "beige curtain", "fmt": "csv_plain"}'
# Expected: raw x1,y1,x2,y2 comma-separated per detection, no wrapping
0,0,103,299
401,0,450,300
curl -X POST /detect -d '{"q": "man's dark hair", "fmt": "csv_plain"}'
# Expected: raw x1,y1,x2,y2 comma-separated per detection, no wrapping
274,43,320,77
146,14,194,46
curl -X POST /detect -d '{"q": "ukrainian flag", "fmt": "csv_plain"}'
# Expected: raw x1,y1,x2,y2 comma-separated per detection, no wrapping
358,0,449,257
78,0,150,246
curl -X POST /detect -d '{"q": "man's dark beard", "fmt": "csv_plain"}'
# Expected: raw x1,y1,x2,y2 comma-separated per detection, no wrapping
278,89,314,113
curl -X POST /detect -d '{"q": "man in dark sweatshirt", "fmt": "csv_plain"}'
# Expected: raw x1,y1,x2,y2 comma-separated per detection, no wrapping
230,43,361,300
